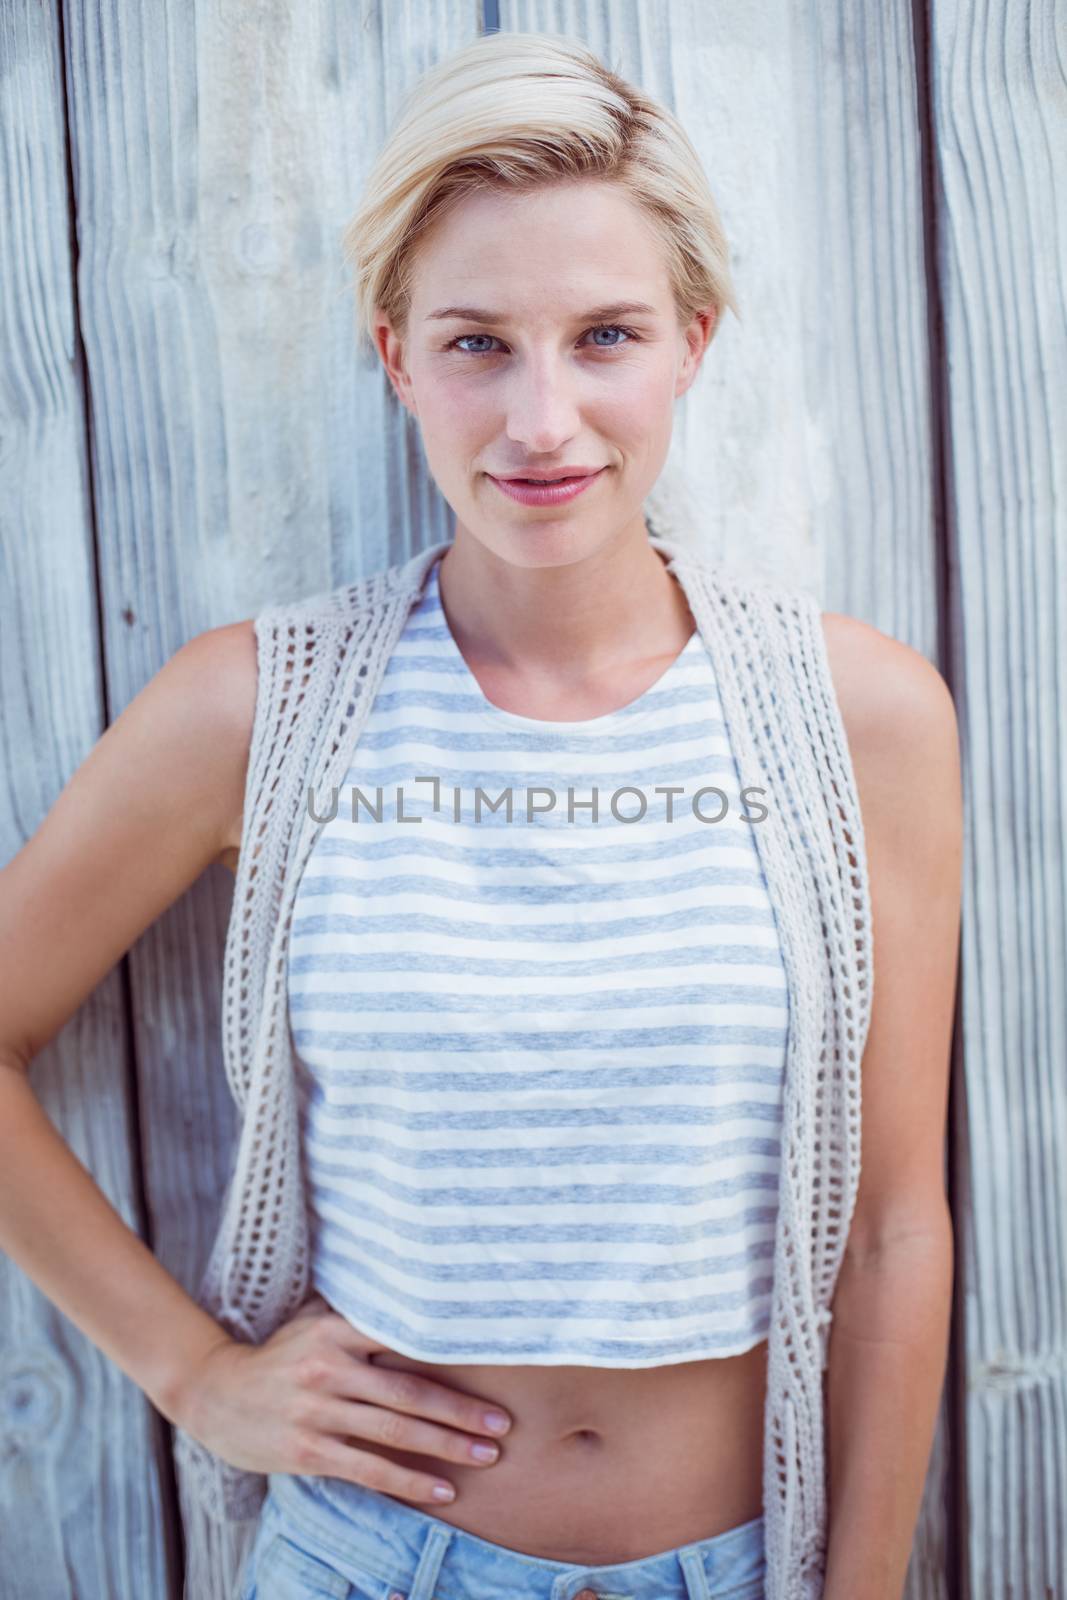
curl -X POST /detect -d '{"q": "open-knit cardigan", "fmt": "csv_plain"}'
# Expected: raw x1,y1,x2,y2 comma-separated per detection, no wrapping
174,528,874,1600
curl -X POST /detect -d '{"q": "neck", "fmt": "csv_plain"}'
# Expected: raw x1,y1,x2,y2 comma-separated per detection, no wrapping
435,517,696,681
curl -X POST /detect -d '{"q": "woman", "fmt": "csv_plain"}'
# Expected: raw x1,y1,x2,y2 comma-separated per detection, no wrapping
0,31,960,1600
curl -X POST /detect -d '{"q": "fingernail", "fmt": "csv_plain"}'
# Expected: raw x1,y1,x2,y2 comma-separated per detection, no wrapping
432,1483,455,1501
483,1410,510,1434
470,1442,498,1461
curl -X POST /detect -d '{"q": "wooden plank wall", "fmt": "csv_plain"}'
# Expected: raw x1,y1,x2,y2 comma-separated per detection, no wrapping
0,1,1063,1595
0,6,177,1597
924,0,1067,1594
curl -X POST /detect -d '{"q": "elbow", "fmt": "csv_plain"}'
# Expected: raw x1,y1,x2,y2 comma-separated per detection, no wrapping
843,1204,954,1273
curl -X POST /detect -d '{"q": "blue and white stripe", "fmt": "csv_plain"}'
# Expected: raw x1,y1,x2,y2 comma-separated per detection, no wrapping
287,557,789,1366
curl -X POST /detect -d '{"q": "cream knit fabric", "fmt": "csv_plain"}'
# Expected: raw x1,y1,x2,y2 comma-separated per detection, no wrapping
174,525,873,1600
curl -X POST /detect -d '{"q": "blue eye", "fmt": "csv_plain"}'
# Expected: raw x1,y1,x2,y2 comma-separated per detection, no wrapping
587,324,634,347
445,323,640,356
449,333,496,355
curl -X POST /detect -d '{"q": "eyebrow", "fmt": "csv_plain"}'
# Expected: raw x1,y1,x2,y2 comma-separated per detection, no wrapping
425,301,660,324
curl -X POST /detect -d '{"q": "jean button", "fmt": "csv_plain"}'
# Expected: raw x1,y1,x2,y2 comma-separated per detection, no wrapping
575,1590,599,1599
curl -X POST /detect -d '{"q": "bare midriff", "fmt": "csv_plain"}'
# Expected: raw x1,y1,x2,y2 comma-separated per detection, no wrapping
345,1324,769,1566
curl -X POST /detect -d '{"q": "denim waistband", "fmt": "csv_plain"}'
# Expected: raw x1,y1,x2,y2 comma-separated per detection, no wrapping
265,1470,765,1600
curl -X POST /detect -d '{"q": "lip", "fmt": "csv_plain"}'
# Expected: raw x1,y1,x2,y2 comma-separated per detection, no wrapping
488,467,607,506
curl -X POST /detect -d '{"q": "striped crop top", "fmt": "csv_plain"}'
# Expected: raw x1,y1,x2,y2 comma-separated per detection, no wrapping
286,555,790,1366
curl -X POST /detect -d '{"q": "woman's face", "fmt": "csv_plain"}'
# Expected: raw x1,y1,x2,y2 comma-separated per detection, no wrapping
374,180,714,568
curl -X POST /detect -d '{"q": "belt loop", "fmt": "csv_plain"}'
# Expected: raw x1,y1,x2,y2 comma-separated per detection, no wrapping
406,1520,453,1600
677,1544,711,1600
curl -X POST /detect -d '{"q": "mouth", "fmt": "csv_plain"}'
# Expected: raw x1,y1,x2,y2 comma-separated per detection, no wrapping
487,467,608,505
497,468,605,483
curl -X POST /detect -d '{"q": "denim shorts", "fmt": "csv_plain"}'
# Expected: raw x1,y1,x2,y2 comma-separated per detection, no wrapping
239,1469,766,1600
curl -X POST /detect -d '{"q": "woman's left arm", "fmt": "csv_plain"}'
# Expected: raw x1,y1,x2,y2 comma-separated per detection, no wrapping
818,613,963,1600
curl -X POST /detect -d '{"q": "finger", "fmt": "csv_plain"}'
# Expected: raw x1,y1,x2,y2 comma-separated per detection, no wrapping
333,1356,512,1440
317,1397,502,1467
305,1437,456,1506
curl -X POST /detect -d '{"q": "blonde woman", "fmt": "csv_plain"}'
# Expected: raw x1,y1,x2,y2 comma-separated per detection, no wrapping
0,31,960,1600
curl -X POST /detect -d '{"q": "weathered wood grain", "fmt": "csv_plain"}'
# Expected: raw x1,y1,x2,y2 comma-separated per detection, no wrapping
928,0,1067,1593
0,3,173,1596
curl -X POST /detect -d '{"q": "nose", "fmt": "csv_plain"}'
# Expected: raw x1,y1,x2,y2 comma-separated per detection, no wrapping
505,360,581,456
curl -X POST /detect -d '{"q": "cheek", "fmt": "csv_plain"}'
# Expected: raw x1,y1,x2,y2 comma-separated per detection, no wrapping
415,390,491,465
416,370,491,427
595,353,675,416
603,382,672,444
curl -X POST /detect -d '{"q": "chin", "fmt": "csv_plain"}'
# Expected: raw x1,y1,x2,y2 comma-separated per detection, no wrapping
477,527,612,570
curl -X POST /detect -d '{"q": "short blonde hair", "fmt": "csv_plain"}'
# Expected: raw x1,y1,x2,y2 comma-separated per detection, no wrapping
342,31,739,359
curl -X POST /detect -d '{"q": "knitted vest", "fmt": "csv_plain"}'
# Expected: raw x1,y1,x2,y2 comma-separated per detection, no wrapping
174,532,873,1600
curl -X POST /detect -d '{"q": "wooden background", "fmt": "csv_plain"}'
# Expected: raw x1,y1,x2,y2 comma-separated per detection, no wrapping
1,0,1064,1595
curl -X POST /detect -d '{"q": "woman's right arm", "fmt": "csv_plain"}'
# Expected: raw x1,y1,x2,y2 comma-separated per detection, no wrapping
0,624,513,1503
0,620,257,1420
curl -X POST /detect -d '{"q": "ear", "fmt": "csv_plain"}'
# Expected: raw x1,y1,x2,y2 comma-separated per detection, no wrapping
675,305,718,400
373,313,418,417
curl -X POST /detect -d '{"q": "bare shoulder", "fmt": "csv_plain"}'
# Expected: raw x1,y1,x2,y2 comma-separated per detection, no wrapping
819,611,954,737
819,610,962,863
170,618,258,872
0,616,257,1070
